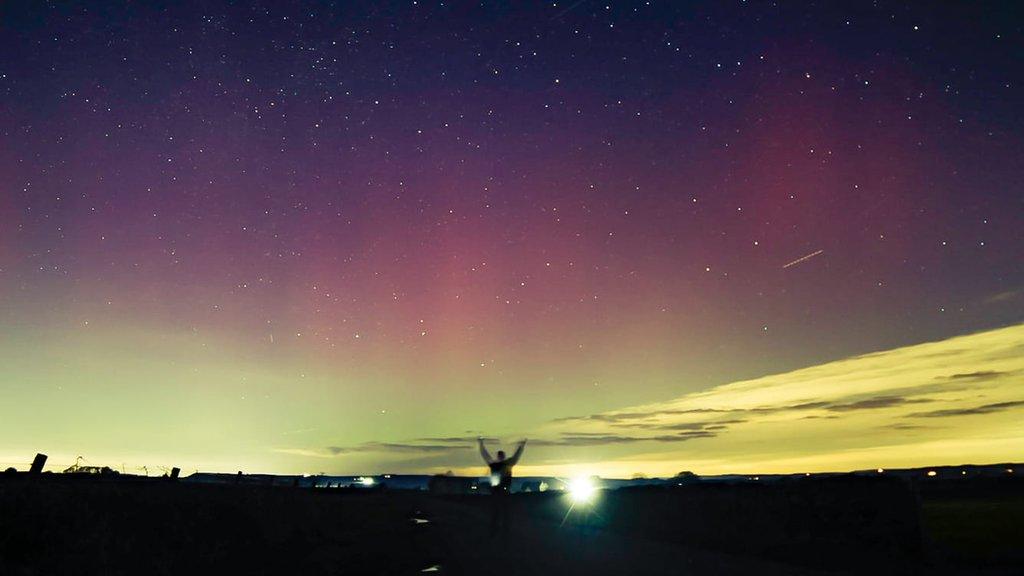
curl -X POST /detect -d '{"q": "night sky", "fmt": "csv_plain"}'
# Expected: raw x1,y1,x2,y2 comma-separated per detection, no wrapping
1,1,1022,476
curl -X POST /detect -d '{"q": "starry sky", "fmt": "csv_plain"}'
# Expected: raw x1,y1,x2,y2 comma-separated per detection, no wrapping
1,1,1022,476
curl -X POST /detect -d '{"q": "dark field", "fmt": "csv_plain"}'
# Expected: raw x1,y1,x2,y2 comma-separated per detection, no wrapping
921,494,1024,568
1,474,1020,575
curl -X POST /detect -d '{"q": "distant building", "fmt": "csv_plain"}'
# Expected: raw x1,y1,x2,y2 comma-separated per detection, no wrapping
519,480,540,492
428,473,475,495
854,463,1019,480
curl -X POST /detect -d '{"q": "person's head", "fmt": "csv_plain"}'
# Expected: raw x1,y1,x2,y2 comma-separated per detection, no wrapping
497,450,506,460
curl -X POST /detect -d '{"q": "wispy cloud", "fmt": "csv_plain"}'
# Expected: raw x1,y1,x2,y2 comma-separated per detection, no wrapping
326,442,458,455
885,423,931,431
552,393,945,424
826,396,933,412
984,289,1023,305
280,427,319,436
941,370,1008,381
414,436,497,444
911,401,1024,418
297,436,502,458
530,431,716,447
531,323,1024,475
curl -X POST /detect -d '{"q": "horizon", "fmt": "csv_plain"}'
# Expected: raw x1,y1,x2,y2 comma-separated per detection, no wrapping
2,1,1022,480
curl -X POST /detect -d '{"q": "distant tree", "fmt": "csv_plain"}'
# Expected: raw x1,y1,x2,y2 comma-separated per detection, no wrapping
674,471,700,483
631,472,648,480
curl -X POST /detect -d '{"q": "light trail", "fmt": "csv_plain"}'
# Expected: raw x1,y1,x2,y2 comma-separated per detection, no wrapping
782,249,824,269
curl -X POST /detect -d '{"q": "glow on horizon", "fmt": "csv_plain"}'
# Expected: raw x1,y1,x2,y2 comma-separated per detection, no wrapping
5,322,1021,477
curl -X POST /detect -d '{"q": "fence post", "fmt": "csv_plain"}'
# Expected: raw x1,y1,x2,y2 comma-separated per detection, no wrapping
29,453,47,474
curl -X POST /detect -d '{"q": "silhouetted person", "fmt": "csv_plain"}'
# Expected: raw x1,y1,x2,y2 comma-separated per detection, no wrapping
478,437,526,535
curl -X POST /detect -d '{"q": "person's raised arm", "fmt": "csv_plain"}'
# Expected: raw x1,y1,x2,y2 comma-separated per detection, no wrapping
478,437,493,464
507,439,527,466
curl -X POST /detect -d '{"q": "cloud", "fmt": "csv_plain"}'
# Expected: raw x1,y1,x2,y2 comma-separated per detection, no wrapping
555,394,938,427
415,436,497,444
657,422,727,431
303,436,510,458
985,289,1023,304
272,447,337,459
910,401,1024,418
825,396,933,412
530,430,716,447
279,427,319,436
780,401,832,411
941,370,1007,381
551,411,681,424
612,418,747,431
885,423,931,430
325,442,458,455
530,323,1024,475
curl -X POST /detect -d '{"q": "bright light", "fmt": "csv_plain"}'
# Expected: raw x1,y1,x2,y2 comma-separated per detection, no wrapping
567,476,597,503
926,470,937,477
359,476,375,486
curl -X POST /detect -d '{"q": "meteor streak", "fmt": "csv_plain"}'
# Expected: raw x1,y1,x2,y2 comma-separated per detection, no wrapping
783,249,824,269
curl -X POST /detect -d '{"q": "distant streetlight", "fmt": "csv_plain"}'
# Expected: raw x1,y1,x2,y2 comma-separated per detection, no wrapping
567,476,597,504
